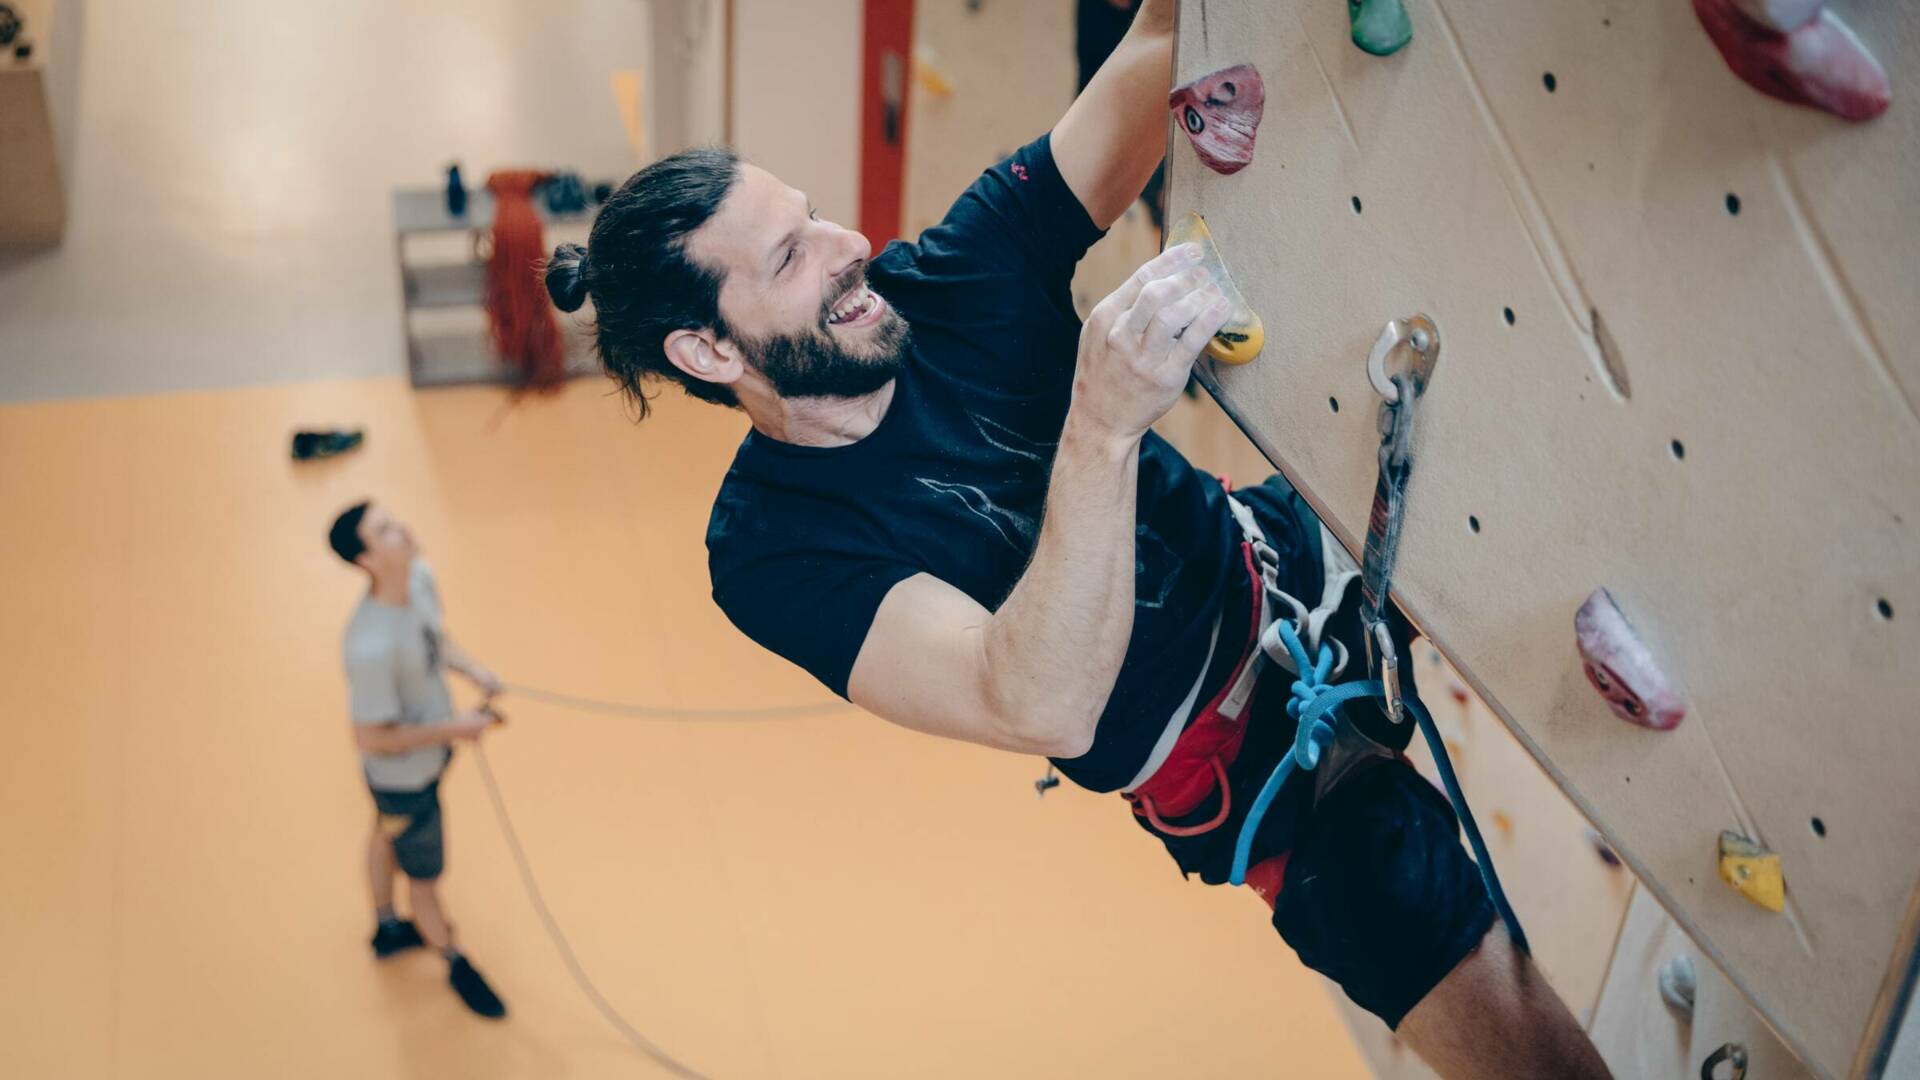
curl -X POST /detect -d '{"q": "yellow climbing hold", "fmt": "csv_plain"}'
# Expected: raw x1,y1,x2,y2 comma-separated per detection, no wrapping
1717,831,1784,913
913,46,954,98
1167,212,1264,365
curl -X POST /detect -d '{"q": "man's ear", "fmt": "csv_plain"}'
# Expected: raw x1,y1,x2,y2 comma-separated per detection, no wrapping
663,329,745,388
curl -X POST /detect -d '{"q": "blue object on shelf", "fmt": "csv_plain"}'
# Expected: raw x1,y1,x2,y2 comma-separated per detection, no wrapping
446,163,467,217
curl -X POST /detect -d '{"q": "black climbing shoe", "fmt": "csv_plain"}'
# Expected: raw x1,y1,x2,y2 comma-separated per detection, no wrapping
291,429,364,460
371,919,425,958
448,956,507,1019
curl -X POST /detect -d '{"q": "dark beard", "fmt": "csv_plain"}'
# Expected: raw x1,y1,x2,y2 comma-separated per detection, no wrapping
738,306,912,400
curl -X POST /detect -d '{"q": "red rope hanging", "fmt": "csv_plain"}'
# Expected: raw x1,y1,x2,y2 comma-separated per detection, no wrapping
483,170,567,392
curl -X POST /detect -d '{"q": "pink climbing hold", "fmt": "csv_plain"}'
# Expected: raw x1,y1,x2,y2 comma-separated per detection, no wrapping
1169,64,1266,175
1694,0,1891,123
1574,588,1687,731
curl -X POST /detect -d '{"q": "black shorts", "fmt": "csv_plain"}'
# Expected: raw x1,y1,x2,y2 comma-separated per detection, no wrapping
1269,757,1498,1027
370,780,445,881
1135,475,1496,1028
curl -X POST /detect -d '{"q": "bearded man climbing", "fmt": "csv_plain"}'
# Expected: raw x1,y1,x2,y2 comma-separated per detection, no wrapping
544,3,1607,1075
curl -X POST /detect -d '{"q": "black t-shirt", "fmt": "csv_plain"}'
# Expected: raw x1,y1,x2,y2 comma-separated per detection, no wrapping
707,134,1301,792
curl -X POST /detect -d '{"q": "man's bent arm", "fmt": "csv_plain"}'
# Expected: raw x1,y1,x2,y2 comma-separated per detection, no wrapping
355,710,490,755
848,245,1228,757
440,633,501,694
849,415,1141,758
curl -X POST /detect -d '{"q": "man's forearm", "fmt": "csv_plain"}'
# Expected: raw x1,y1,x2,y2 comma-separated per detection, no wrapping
442,636,478,677
979,417,1141,756
359,720,464,755
969,230,1224,757
985,0,1178,739
440,635,500,693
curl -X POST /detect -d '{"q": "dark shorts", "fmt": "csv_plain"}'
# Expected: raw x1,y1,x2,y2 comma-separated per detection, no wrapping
370,780,445,881
1134,474,1496,1028
1270,758,1498,1027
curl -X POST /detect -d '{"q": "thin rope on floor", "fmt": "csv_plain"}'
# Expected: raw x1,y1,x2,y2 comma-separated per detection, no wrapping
472,742,710,1080
503,682,850,722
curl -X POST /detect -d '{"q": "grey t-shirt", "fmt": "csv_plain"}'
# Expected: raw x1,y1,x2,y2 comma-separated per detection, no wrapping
344,559,455,792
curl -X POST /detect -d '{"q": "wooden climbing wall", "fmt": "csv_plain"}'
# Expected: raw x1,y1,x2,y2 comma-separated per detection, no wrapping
1170,1,1920,1077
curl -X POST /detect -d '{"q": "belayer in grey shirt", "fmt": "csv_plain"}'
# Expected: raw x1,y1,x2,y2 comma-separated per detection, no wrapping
329,498,507,1019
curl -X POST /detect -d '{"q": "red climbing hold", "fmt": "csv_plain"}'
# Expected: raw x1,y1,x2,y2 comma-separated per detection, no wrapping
1576,588,1686,730
1694,0,1891,122
1168,64,1266,175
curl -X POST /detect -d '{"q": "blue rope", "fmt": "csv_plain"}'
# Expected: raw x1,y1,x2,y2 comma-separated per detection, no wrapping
1225,620,1529,954
1227,618,1351,886
1405,694,1529,954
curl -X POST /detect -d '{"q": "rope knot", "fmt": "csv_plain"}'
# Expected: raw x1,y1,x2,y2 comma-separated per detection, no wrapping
1276,619,1340,771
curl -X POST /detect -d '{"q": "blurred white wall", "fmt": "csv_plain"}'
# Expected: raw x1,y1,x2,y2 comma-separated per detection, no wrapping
729,0,861,228
0,0,653,402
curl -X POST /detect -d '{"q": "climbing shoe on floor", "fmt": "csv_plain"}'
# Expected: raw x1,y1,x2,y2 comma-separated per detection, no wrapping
449,956,507,1019
292,428,364,460
370,918,425,958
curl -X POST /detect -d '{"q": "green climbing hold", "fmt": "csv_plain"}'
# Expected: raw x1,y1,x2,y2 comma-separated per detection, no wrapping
1349,0,1413,57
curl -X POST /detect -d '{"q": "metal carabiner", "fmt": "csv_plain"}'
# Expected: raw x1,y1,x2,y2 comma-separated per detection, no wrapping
1367,619,1405,723
1034,764,1061,798
1377,376,1417,470
1699,1043,1747,1080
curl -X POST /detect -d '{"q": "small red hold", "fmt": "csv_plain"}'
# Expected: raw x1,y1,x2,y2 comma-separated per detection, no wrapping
1169,64,1266,175
1575,588,1686,730
1693,0,1891,122
1448,682,1471,706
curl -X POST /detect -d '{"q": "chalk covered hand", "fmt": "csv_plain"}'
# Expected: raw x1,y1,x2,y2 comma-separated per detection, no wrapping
1069,243,1229,446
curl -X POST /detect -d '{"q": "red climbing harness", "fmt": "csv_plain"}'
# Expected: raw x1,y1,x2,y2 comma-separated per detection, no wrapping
1123,482,1347,831
1122,485,1360,908
1122,538,1265,832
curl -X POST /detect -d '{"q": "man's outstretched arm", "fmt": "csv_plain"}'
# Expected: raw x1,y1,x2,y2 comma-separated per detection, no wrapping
440,632,502,696
1052,0,1174,231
